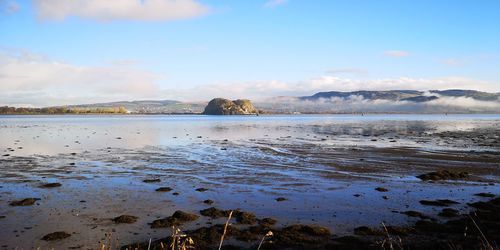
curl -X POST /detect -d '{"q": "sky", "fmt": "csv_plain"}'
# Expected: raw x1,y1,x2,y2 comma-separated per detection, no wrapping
0,0,499,107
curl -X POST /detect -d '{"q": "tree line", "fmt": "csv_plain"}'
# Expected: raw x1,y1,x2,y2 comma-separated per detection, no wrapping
0,106,128,114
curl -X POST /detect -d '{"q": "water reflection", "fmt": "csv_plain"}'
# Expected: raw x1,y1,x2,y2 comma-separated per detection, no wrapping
0,114,499,156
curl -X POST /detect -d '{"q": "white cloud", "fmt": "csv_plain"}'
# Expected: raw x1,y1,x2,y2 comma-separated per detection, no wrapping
264,0,288,8
384,50,410,58
33,0,210,22
304,76,496,93
0,49,164,106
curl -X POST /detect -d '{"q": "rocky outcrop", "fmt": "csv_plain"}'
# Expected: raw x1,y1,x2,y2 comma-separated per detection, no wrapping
203,98,258,115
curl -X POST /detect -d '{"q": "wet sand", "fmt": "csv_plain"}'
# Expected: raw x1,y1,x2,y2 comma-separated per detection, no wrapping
0,115,499,249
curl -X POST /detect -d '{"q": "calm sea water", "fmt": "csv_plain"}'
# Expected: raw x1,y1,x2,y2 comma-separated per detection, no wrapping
1,114,499,155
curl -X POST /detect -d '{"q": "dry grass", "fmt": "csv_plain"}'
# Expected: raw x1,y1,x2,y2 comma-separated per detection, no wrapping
100,231,120,250
218,210,233,250
169,226,195,250
468,215,495,250
257,231,274,250
34,211,500,250
376,222,404,250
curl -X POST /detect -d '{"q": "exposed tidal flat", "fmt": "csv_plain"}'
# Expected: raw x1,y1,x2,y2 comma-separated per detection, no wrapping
0,114,499,249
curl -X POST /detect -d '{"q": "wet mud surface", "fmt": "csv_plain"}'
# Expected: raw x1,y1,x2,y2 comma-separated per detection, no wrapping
0,115,499,249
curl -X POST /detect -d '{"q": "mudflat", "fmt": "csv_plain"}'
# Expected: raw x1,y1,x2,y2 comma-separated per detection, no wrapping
0,115,499,249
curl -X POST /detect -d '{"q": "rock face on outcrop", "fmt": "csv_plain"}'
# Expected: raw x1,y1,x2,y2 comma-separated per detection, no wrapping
203,98,258,115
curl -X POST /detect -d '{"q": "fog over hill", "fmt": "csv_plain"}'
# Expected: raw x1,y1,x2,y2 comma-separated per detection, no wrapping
255,89,500,114
62,89,500,114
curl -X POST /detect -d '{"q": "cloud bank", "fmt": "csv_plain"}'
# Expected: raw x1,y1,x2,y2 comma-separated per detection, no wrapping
183,76,497,101
255,96,500,114
33,0,210,22
1,49,498,107
0,49,163,106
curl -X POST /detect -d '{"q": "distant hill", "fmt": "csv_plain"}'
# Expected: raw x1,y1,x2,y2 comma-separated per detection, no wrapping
254,89,500,114
66,100,205,114
299,89,500,102
301,90,422,101
45,89,500,115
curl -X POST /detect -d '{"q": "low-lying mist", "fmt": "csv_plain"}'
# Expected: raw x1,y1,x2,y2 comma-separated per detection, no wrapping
255,95,500,114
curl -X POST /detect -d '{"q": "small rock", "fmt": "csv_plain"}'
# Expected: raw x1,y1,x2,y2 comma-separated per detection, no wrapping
401,211,430,219
155,187,173,192
259,218,277,227
150,211,199,228
200,207,232,218
474,193,495,198
203,199,214,205
113,215,138,224
419,199,459,207
235,211,257,225
39,183,62,188
438,208,459,217
143,179,161,183
42,232,71,241
10,198,39,206
417,170,469,181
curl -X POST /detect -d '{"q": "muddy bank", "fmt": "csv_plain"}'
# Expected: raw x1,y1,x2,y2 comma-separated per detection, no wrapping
122,195,500,250
0,144,498,249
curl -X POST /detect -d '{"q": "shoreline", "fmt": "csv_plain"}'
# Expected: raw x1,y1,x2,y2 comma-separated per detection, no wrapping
1,112,500,116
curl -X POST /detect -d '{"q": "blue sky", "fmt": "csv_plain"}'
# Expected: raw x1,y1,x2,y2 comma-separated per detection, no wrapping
0,0,499,106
